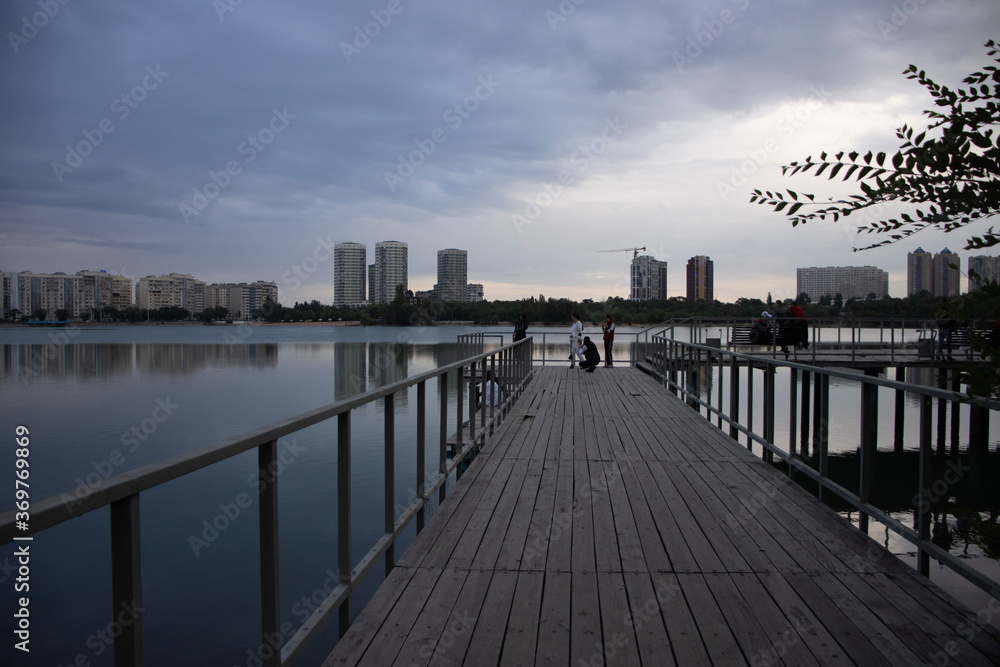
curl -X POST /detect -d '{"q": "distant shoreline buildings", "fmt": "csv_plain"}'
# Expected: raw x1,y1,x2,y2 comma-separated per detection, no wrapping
796,266,889,302
686,256,714,302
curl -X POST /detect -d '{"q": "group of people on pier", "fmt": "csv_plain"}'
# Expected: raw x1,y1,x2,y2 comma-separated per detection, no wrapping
512,312,618,372
752,299,810,358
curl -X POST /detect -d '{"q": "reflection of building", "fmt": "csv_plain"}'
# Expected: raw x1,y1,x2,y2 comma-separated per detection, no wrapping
4,342,277,383
334,343,368,400
137,273,206,312
372,241,408,304
686,256,713,301
796,266,888,301
969,255,1000,291
631,255,667,300
466,284,484,302
435,249,468,302
334,242,367,306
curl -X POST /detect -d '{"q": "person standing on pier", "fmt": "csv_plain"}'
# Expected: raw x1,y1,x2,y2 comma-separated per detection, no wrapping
602,315,615,367
773,300,792,358
569,313,584,367
789,300,809,350
513,314,528,342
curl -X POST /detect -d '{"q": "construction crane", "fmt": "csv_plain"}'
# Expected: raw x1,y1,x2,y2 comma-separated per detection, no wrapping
597,247,646,259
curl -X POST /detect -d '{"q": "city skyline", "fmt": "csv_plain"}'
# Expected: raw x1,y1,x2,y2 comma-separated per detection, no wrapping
0,4,995,307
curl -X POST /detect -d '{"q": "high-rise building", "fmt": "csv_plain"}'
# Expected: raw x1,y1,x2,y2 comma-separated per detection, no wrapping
372,241,408,304
631,255,668,300
796,266,889,301
466,283,484,302
334,242,367,307
1,270,115,319
686,256,714,301
137,273,206,312
111,275,133,309
968,255,1000,291
435,249,468,302
932,248,961,298
367,264,376,306
907,248,933,296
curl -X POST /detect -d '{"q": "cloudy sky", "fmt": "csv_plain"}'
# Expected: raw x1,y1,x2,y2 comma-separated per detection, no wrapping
1,0,997,304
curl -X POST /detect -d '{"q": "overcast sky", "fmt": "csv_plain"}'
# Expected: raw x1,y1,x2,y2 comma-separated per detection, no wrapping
1,0,997,304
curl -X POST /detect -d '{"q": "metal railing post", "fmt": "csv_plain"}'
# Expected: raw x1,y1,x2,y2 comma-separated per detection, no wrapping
385,393,395,575
800,370,811,458
258,440,280,667
918,394,933,578
110,494,143,667
729,358,740,441
439,372,448,505
337,412,352,637
788,368,798,460
860,375,878,533
416,381,426,533
746,361,754,452
763,362,775,463
894,366,905,454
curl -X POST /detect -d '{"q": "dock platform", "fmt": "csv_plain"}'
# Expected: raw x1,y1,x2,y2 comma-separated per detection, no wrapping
322,366,1000,666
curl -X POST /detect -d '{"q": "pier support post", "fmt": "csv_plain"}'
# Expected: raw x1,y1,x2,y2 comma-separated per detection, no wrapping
385,394,395,575
257,441,280,667
918,394,933,578
417,381,426,533
789,367,798,460
860,371,879,533
763,363,775,464
729,359,740,441
338,412,352,637
894,366,905,454
800,370,810,458
746,361,755,453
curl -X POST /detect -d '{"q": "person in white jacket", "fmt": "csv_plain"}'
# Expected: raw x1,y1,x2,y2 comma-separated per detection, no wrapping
569,313,584,367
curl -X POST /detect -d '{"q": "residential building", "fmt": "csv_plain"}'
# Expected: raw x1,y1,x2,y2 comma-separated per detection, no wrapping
932,248,961,298
467,283,484,302
372,241,408,304
1,270,114,319
334,242,367,307
796,266,889,302
207,281,277,318
969,255,1000,291
111,275,133,309
435,248,468,302
368,263,376,306
686,256,714,301
631,255,668,300
137,273,206,312
907,248,933,296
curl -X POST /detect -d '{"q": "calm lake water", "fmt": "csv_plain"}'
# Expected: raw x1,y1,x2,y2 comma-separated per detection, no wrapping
1,323,997,665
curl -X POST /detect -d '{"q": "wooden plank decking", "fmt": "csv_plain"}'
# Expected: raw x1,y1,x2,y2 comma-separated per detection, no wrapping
322,367,1000,666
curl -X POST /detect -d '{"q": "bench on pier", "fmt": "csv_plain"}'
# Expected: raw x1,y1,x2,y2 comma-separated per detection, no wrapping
949,327,993,348
730,324,800,348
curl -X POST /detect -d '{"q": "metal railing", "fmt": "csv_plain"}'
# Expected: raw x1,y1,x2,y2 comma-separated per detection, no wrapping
644,335,1000,598
0,337,535,667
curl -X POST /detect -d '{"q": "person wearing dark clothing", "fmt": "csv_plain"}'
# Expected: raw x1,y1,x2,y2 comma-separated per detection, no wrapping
580,336,601,372
789,301,808,350
602,315,615,367
773,300,792,358
513,315,528,342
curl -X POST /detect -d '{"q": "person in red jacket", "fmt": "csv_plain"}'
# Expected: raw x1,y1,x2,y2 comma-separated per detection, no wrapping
602,315,615,367
789,301,809,350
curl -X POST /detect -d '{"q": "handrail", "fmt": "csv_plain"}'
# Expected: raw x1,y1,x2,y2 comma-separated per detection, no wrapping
644,335,1000,599
0,337,535,667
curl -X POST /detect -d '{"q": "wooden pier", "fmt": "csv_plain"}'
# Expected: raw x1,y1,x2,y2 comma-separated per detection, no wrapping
322,367,1000,666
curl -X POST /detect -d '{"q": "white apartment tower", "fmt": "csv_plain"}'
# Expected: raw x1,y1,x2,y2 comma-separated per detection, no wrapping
372,241,408,304
796,266,889,301
334,242,367,307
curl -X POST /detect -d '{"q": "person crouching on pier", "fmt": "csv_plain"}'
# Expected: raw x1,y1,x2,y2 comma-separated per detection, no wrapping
579,336,601,372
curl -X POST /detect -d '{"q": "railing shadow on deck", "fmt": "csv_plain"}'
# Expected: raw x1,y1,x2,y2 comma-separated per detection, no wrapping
0,337,535,667
638,335,1000,600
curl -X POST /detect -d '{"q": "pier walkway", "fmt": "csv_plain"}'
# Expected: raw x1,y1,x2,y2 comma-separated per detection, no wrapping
322,367,1000,666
